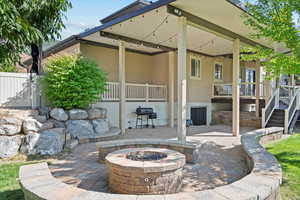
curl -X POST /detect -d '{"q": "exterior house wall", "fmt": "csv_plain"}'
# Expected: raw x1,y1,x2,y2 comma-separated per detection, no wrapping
80,43,160,84
42,43,81,67
39,42,262,128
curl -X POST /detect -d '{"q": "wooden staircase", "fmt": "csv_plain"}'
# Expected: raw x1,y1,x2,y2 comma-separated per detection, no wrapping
266,109,285,128
263,86,300,134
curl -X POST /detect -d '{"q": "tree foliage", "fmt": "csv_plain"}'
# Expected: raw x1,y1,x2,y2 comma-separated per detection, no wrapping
0,0,71,70
241,0,300,78
42,55,107,109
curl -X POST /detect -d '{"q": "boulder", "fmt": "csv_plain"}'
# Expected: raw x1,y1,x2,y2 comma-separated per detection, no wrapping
33,115,47,123
92,119,109,134
69,109,88,120
23,118,42,134
20,133,40,155
88,108,107,119
41,128,65,143
38,107,50,118
50,108,68,121
0,135,22,158
33,128,65,155
0,118,22,135
39,121,54,131
47,119,65,128
66,120,94,139
65,139,79,150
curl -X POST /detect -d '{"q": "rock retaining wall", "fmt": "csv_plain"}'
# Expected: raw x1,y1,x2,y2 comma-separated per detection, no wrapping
19,127,283,200
0,107,120,159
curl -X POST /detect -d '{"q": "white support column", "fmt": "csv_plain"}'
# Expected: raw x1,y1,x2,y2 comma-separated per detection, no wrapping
168,51,175,128
119,41,126,134
177,16,187,142
255,65,261,118
232,39,240,137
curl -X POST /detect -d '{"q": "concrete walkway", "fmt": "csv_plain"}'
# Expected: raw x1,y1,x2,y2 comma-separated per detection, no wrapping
49,125,254,193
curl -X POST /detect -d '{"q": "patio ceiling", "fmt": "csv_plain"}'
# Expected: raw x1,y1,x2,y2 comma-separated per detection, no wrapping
81,0,285,56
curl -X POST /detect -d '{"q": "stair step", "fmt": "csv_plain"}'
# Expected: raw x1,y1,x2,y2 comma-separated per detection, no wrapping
270,115,285,120
268,120,284,125
267,124,284,127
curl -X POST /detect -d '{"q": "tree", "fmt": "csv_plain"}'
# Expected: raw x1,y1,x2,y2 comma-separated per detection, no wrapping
0,0,71,72
241,0,300,78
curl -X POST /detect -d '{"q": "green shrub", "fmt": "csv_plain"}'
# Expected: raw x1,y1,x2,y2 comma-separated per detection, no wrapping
42,55,107,109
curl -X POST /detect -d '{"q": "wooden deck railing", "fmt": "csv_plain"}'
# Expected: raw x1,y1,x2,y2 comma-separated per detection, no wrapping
212,82,266,98
101,82,167,102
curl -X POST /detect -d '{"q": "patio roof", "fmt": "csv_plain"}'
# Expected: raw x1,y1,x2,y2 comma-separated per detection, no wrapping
42,0,286,59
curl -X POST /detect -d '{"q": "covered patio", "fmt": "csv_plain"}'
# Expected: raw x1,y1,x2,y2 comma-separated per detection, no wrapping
77,0,276,139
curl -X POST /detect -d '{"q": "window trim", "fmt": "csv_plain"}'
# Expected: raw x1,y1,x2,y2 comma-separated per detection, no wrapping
190,55,202,80
213,61,224,82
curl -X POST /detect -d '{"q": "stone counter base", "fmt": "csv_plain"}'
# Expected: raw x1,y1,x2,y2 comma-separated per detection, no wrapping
19,127,283,200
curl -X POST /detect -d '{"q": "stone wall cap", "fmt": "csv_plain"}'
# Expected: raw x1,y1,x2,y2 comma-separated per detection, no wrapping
96,139,196,149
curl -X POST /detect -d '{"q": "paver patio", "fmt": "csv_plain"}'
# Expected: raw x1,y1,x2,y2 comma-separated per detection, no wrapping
49,125,255,193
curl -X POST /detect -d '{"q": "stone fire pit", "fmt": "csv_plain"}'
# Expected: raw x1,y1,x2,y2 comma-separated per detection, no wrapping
105,148,186,195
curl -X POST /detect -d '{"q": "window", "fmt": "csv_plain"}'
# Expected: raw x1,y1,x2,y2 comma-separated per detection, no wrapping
190,56,201,79
214,62,223,81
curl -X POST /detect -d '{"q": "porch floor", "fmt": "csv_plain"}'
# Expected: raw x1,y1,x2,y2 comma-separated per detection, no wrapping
49,125,255,193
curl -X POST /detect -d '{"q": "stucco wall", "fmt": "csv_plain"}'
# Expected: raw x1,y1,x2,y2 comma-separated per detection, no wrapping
42,42,260,104
42,43,81,66
80,43,162,84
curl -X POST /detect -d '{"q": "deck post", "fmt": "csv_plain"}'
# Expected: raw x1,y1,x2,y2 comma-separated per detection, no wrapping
168,51,175,128
177,16,187,142
255,65,261,118
232,39,240,137
119,41,126,134
291,74,295,86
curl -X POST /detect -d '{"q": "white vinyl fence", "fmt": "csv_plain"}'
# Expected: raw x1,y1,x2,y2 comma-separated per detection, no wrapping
0,72,40,108
0,73,168,109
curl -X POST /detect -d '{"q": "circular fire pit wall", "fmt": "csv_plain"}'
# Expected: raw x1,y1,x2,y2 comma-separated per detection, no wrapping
105,148,186,195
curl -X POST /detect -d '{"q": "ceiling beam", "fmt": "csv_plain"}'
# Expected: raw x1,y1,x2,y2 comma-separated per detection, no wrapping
167,5,269,49
100,31,176,52
78,39,167,56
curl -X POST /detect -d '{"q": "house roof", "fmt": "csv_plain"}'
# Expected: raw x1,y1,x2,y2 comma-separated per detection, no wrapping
34,0,287,65
100,0,152,24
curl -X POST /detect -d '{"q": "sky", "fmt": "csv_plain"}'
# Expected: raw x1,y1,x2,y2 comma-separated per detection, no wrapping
61,0,140,39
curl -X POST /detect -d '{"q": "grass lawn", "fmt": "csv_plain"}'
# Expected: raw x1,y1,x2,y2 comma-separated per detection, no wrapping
0,161,44,200
266,134,300,200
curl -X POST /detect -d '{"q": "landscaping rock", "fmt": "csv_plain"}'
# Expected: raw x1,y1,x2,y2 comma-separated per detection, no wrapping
92,119,109,134
0,118,22,135
65,139,79,150
23,118,42,134
50,108,68,121
33,115,47,123
69,109,88,120
48,119,65,128
88,108,107,119
66,120,94,139
20,133,40,155
38,107,50,118
0,135,22,158
40,121,54,131
33,128,65,155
